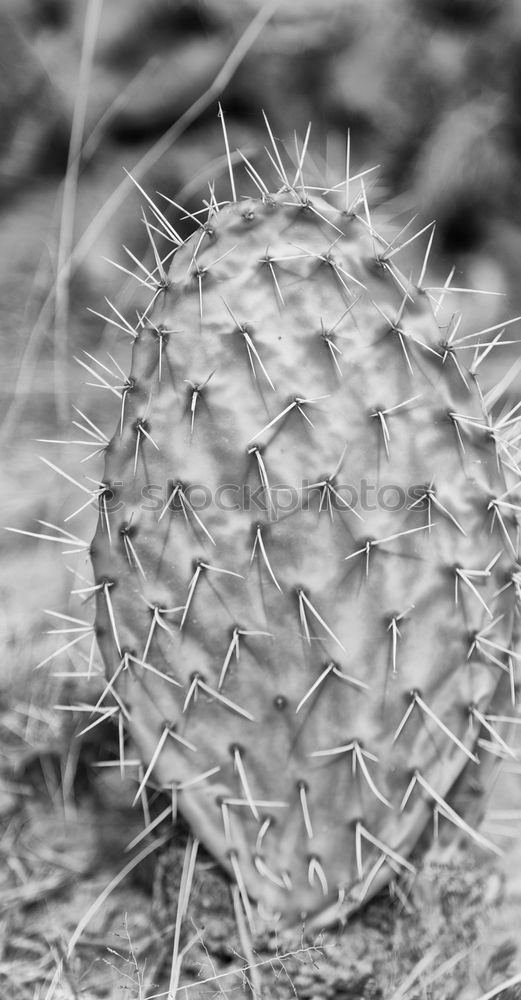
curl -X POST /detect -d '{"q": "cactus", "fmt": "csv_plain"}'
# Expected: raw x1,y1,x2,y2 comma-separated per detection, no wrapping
74,118,521,929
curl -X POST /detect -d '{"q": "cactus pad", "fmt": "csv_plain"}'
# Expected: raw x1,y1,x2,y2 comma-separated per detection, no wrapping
87,130,520,928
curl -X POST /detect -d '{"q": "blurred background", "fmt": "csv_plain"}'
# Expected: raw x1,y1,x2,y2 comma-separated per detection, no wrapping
3,2,521,993
4,0,521,609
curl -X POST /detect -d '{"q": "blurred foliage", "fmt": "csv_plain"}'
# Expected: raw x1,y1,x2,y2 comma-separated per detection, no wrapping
2,0,521,317
3,0,521,249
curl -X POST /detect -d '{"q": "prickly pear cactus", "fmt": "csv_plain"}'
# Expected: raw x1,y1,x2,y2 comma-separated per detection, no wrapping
89,126,520,928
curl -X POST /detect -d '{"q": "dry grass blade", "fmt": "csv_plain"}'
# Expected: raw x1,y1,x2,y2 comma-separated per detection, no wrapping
1,0,279,442
167,835,199,1000
42,957,65,1000
418,947,476,993
66,835,169,958
53,0,104,426
65,0,281,259
389,945,440,1000
232,886,263,999
473,970,521,1000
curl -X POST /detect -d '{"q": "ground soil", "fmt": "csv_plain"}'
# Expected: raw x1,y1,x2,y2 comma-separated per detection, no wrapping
2,710,521,999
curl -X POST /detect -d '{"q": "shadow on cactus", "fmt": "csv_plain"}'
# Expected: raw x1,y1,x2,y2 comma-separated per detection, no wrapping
45,113,521,936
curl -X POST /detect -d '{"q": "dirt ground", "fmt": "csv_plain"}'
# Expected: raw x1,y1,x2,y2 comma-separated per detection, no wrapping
3,2,521,997
2,714,521,999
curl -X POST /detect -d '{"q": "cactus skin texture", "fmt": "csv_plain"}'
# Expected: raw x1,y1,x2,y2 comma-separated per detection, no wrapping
90,137,520,929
